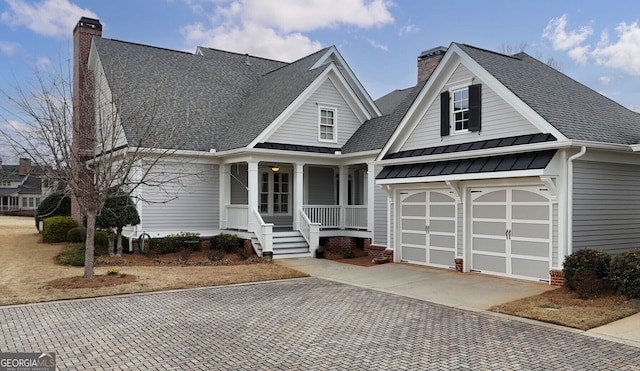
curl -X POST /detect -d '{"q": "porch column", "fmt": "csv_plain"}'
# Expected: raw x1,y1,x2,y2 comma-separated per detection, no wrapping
247,160,259,232
219,164,230,230
339,165,347,229
294,163,304,231
367,162,375,232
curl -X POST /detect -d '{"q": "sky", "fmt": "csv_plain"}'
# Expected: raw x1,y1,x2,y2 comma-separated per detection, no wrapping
1,0,640,162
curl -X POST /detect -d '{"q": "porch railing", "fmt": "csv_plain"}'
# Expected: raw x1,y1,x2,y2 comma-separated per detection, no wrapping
250,207,273,256
299,208,320,254
345,205,368,229
302,205,368,230
226,204,248,230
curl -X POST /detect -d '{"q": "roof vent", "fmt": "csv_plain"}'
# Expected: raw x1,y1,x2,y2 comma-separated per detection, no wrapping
245,54,252,66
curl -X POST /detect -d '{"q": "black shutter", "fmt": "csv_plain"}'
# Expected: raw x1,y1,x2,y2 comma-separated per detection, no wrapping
468,84,482,132
440,91,450,136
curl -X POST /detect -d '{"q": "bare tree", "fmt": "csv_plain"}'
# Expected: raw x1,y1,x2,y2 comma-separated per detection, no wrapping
498,42,562,71
0,58,191,278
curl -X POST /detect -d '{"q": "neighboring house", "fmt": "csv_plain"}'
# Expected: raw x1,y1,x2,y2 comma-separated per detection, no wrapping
74,17,640,284
376,43,640,283
0,158,53,215
73,18,387,258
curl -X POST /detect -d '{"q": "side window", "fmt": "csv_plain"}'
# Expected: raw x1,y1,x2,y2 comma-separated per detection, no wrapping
440,84,481,136
318,106,337,143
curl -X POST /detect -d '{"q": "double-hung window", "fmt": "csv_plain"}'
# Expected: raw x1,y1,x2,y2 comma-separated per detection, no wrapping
318,106,337,143
440,84,482,136
452,87,469,132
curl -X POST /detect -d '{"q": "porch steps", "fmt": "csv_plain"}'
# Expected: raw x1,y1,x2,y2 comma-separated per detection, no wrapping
252,231,310,257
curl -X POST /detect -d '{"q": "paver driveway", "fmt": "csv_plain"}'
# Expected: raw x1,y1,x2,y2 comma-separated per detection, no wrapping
1,278,639,370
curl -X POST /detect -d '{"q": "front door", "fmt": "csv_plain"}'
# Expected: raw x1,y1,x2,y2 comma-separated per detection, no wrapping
259,170,291,216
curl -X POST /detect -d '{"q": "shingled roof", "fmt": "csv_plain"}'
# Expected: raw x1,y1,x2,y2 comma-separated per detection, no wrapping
342,80,425,154
456,43,640,145
92,38,332,152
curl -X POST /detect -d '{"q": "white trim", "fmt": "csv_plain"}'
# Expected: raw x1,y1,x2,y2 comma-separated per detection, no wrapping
317,105,338,143
376,169,546,185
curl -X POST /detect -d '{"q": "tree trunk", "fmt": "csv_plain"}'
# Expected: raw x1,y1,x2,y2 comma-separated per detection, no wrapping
84,211,96,278
116,226,123,256
107,231,115,256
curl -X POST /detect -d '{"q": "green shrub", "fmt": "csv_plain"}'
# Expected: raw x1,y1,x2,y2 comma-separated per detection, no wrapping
149,232,201,254
214,233,240,253
94,230,109,250
35,192,71,229
609,249,640,298
55,242,108,266
42,216,77,243
66,227,87,243
563,249,611,290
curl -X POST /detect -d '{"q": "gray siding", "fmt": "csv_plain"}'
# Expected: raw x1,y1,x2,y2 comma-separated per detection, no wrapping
230,163,248,204
141,163,219,236
373,166,388,246
401,64,540,152
267,79,363,147
573,160,640,254
306,166,335,204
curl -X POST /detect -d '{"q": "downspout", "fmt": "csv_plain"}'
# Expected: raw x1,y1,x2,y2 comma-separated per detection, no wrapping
567,146,587,256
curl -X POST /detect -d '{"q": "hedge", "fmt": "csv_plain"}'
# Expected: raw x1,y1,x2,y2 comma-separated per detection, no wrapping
42,216,77,243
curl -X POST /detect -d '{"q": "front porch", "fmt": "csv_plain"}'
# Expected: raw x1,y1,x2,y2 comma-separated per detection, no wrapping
219,160,375,257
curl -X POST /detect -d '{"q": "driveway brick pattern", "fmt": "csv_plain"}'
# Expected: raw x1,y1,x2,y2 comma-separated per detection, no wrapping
1,278,639,370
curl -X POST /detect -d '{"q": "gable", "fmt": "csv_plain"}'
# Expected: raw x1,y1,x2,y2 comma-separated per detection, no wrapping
263,77,364,148
399,63,541,153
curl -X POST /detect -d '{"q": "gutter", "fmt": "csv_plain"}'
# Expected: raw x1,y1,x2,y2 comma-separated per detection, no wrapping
566,146,587,256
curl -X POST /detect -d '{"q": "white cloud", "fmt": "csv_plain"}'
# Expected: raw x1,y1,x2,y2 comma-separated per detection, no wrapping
399,23,419,36
0,40,18,55
0,0,97,38
367,38,388,51
599,76,613,84
591,22,640,75
543,14,593,51
34,56,52,71
567,45,590,65
181,0,394,61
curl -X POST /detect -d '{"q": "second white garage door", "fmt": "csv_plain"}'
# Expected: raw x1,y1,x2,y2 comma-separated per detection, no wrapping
470,186,551,282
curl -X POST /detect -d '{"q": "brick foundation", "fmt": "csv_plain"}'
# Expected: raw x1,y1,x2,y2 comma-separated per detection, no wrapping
365,244,394,262
326,236,356,251
454,258,463,272
549,269,564,286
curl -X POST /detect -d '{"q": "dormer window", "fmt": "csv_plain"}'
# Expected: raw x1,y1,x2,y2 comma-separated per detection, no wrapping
440,84,482,136
318,106,338,143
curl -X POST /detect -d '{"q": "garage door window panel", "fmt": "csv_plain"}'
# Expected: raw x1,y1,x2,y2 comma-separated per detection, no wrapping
512,205,549,220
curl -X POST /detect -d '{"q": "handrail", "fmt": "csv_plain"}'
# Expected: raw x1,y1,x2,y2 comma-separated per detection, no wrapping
250,207,273,256
299,208,320,255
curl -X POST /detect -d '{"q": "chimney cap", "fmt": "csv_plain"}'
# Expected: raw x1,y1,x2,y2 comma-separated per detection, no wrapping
75,17,102,32
418,46,447,60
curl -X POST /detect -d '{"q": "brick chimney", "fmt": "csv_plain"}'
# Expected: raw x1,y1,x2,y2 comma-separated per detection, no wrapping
72,17,102,223
417,46,447,82
18,158,32,175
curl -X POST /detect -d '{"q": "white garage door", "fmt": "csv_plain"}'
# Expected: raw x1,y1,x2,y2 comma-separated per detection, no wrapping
399,190,457,268
470,187,551,282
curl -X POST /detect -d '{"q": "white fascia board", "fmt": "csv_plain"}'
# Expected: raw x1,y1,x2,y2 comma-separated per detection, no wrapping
312,46,381,116
248,66,333,148
249,64,375,148
376,140,571,167
326,68,373,122
376,169,545,185
377,44,568,161
450,45,566,141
